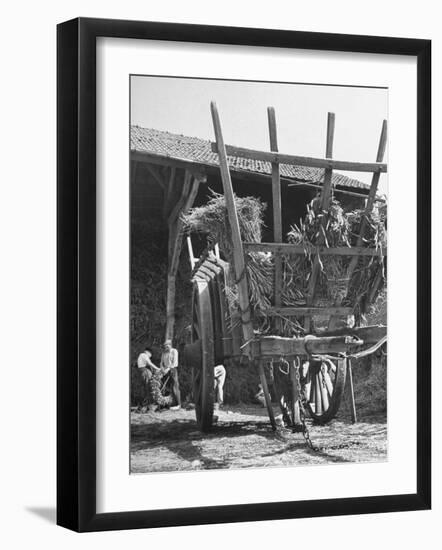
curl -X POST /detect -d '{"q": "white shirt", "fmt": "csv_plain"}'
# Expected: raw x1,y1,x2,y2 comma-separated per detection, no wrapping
160,348,178,369
137,351,153,369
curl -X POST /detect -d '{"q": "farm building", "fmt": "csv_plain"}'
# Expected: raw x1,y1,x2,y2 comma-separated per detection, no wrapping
130,125,382,404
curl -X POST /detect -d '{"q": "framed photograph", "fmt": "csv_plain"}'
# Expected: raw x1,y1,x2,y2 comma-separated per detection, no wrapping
57,17,431,532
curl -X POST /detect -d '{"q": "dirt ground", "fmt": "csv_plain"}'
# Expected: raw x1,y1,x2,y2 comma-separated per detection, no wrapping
130,404,387,473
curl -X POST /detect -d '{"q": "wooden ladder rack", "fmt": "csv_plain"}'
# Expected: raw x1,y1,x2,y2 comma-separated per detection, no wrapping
210,101,387,344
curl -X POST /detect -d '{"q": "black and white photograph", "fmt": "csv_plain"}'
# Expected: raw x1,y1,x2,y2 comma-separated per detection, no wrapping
0,2,434,543
130,76,388,474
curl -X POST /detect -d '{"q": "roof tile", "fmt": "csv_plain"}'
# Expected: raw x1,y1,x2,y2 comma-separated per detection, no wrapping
131,126,369,191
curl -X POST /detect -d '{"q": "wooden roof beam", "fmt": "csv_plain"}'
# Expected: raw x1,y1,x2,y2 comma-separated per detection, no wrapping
210,142,387,173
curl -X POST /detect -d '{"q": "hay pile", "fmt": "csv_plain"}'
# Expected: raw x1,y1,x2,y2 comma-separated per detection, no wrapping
183,191,387,335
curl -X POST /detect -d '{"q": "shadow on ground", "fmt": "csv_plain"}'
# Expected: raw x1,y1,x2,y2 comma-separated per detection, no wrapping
130,405,387,473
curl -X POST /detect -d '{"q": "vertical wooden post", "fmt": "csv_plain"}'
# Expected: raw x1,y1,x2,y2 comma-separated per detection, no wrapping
305,112,335,332
257,359,277,430
346,358,357,423
165,170,203,342
347,120,387,266
329,120,387,329
289,361,301,426
267,107,283,314
187,236,196,270
211,101,255,350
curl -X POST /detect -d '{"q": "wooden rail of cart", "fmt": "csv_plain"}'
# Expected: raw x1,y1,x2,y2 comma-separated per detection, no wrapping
184,102,387,432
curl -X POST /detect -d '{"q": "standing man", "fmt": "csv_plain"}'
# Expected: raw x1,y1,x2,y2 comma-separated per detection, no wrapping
160,339,181,410
137,346,160,408
214,364,226,410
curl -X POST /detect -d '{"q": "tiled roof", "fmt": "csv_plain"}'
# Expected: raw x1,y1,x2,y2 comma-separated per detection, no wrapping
131,126,369,191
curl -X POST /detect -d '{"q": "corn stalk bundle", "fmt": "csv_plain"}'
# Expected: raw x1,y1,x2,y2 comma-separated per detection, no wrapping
288,197,387,325
183,191,387,334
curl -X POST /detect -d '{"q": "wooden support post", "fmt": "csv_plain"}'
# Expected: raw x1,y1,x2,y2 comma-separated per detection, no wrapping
329,120,387,329
165,171,203,342
209,142,387,173
305,112,335,332
244,242,386,257
211,101,255,350
267,107,283,315
346,358,357,423
187,236,196,270
258,359,277,430
168,172,192,228
289,361,301,426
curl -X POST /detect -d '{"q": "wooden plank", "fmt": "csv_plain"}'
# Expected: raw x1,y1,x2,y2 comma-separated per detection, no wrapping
257,334,364,357
287,180,384,202
209,142,387,173
305,113,335,331
244,242,387,257
267,106,283,312
260,306,353,317
211,101,255,348
316,324,387,344
196,263,222,280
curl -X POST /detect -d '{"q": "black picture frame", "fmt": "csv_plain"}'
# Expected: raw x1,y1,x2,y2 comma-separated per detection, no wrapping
57,17,431,532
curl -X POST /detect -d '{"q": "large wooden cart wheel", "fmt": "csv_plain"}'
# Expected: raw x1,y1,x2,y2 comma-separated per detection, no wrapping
303,358,347,424
191,281,215,432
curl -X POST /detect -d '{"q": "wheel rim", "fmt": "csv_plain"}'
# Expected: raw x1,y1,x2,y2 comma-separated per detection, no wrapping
192,281,215,431
303,358,346,423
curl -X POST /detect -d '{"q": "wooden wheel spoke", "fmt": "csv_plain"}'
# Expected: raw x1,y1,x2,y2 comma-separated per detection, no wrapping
315,373,322,415
318,370,330,411
322,368,334,398
306,359,346,423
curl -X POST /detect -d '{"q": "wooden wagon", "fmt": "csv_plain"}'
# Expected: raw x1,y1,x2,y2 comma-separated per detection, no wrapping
184,102,387,434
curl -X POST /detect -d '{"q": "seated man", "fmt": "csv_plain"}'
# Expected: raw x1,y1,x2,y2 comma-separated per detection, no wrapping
214,364,226,410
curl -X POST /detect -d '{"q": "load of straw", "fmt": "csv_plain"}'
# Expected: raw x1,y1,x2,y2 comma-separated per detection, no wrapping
183,190,386,335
